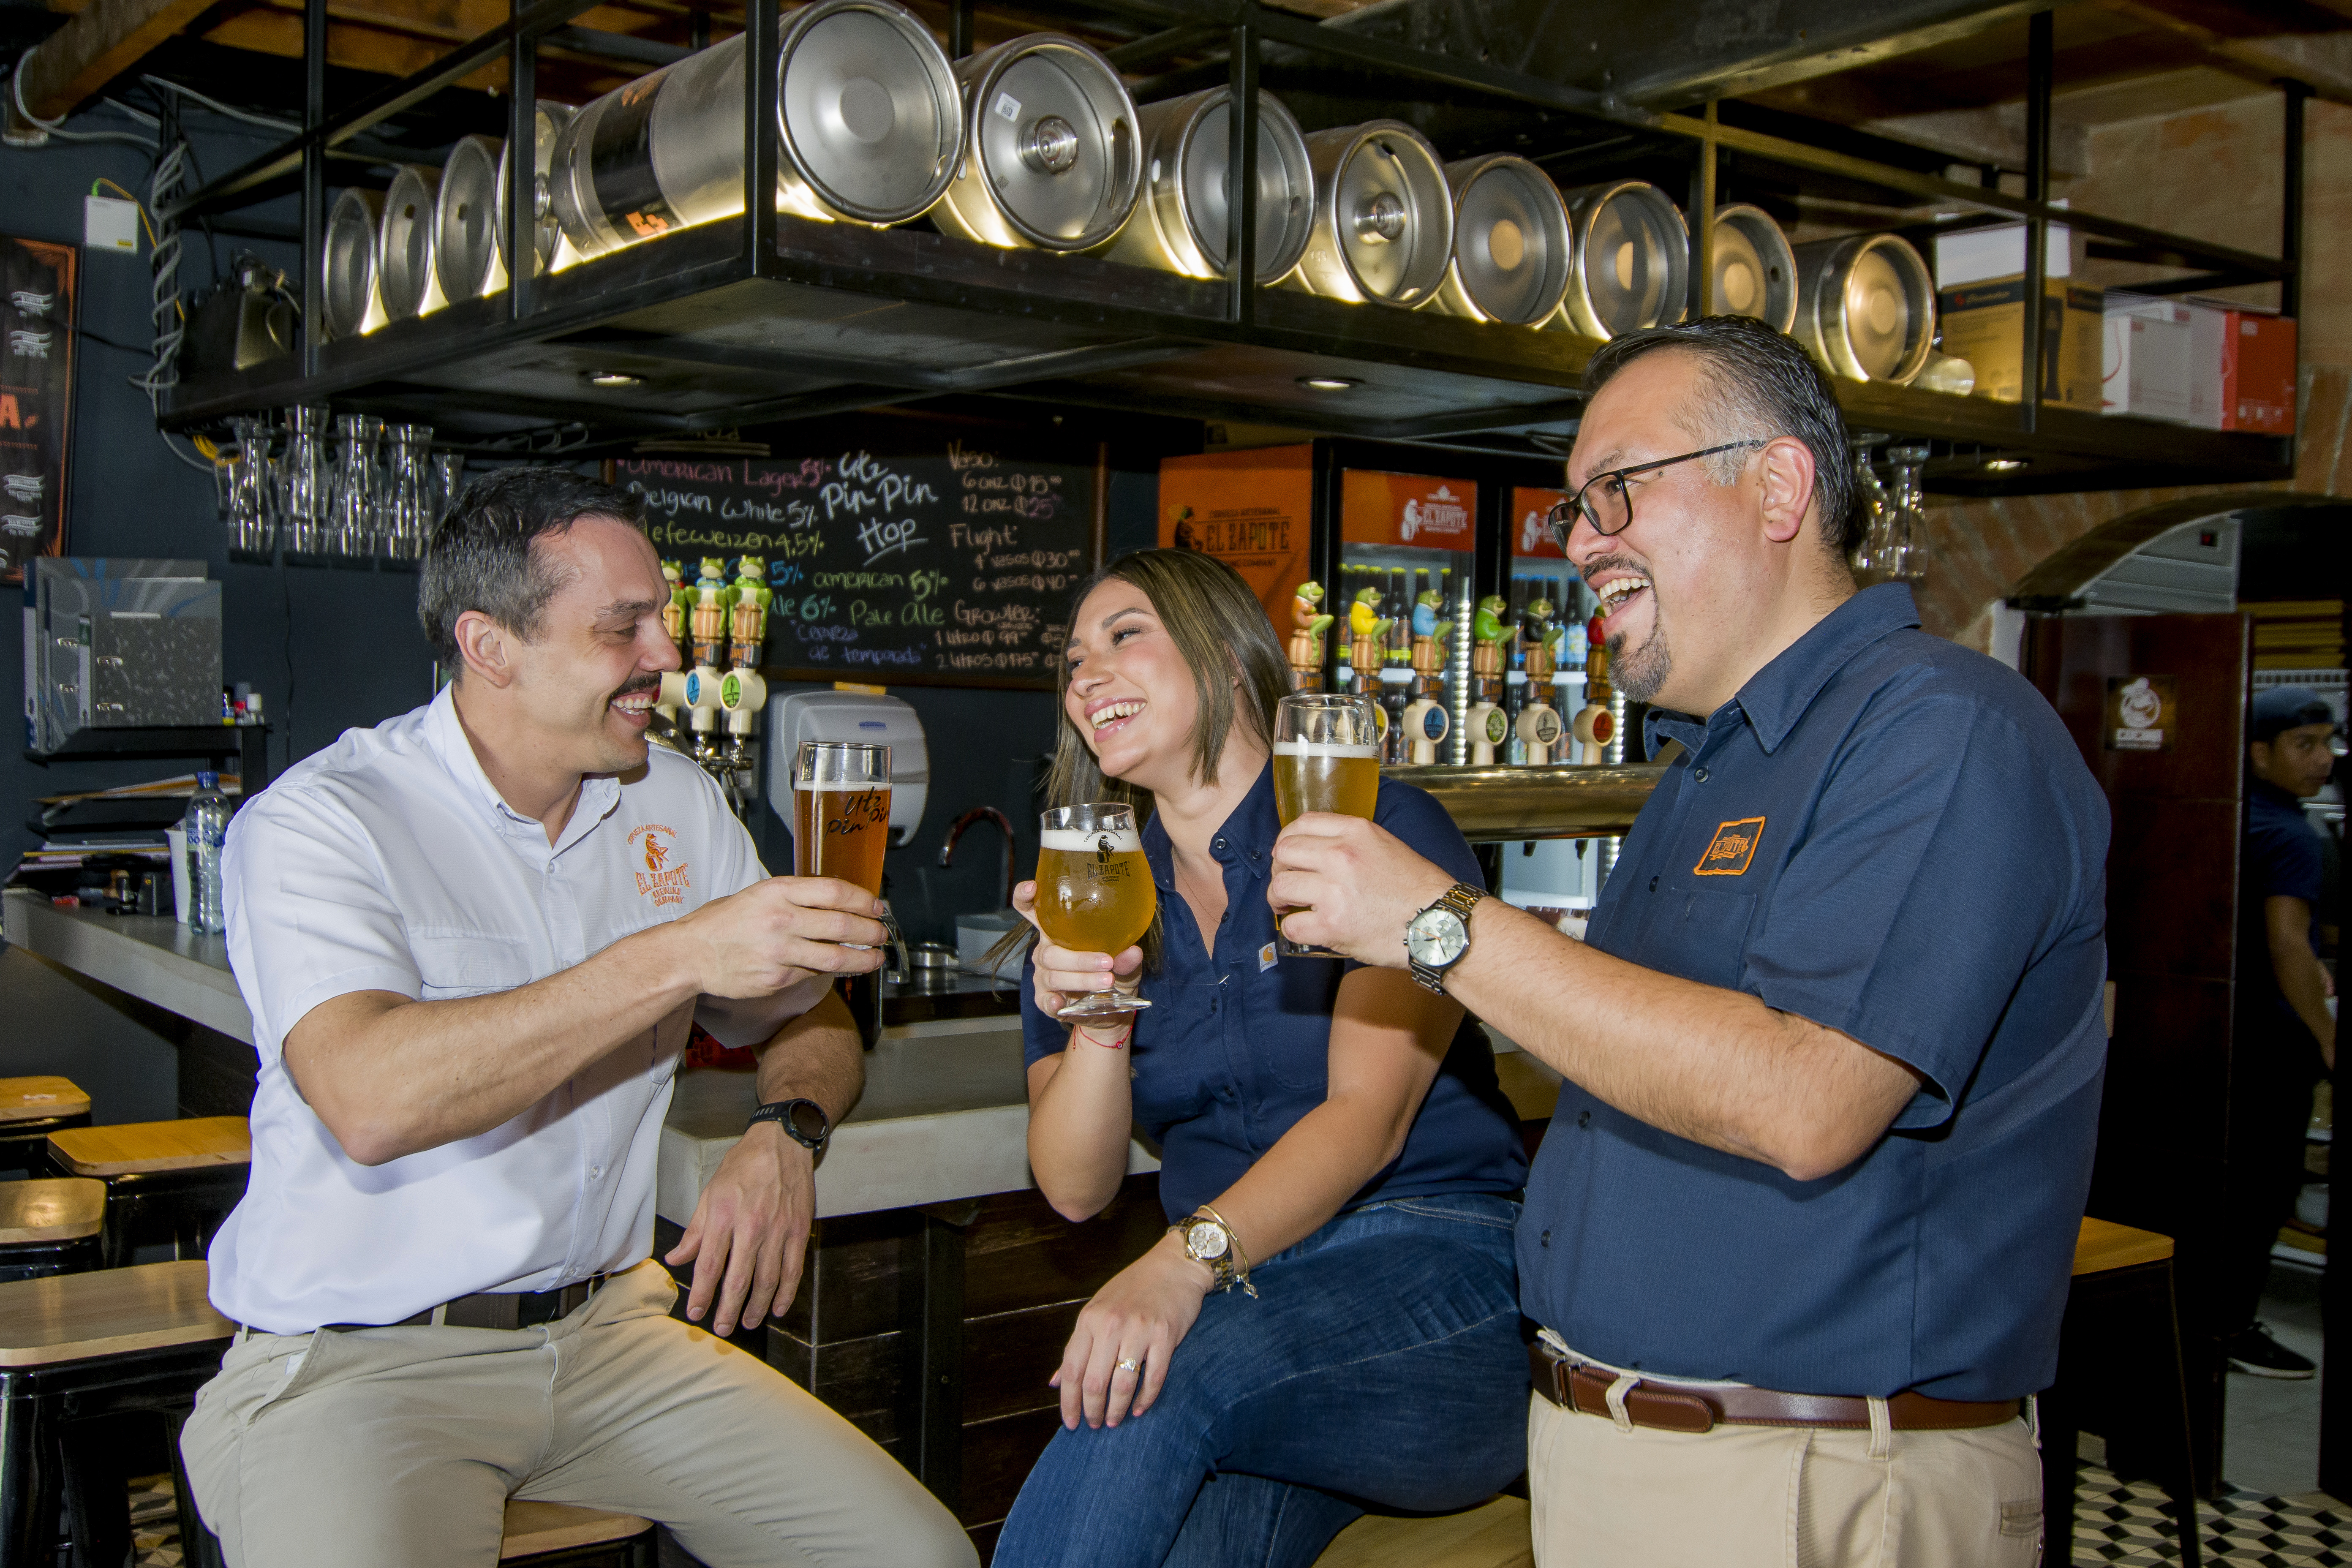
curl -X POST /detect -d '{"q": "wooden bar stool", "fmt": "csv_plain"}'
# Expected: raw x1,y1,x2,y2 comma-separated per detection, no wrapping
1312,1495,1531,1567
2040,1218,2202,1568
0,1180,104,1283
0,1080,91,1178
178,1497,662,1566
47,1118,250,1269
0,1259,234,1568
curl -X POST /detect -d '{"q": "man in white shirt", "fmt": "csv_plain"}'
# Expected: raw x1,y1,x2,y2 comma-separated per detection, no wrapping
180,468,976,1568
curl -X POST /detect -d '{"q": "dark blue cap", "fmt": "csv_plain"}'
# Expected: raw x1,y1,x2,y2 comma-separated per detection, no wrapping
2251,685,2335,744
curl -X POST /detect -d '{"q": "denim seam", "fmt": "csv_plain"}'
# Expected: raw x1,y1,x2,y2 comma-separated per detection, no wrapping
1374,1199,1519,1233
1247,1305,1525,1399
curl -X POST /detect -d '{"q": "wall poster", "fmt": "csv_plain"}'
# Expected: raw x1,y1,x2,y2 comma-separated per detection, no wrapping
1157,445,1314,637
0,236,76,585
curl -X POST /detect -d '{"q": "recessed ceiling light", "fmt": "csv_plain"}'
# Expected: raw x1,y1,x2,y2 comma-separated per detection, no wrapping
585,370,643,389
1983,457,2028,472
1298,375,1361,392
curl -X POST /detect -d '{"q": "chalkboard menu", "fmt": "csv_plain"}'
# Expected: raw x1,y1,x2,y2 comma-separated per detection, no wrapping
613,435,1100,690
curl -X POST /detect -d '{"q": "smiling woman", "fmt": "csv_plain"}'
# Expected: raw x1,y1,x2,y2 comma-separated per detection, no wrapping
991,549,1530,1568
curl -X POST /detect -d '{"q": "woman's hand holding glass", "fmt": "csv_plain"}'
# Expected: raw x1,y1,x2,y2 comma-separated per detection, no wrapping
1014,879,1143,1026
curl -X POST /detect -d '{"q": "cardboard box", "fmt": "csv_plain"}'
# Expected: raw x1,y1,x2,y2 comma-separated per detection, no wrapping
2111,296,2298,432
2102,294,2192,422
1936,275,2103,410
1933,220,2079,288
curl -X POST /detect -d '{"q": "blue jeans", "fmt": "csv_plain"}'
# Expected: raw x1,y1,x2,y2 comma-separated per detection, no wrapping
992,1192,1527,1568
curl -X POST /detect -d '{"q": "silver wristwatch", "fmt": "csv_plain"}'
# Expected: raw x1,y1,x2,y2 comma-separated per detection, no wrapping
1405,882,1484,994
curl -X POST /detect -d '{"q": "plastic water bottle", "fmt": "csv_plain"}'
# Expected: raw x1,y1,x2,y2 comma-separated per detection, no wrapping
182,771,230,934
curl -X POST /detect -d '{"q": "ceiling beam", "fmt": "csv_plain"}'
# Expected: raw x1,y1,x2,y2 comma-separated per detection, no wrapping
2096,0,2352,105
8,0,220,125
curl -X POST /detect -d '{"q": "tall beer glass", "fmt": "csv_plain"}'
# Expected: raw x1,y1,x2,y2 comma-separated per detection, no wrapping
1272,692,1382,957
794,743,892,948
1034,803,1157,1023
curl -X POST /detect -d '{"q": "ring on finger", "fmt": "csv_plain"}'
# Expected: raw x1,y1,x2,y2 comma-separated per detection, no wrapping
1115,1356,1142,1374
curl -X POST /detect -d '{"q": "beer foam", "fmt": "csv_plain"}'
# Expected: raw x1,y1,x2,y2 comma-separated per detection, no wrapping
1040,826,1143,853
792,779,890,791
1273,740,1382,759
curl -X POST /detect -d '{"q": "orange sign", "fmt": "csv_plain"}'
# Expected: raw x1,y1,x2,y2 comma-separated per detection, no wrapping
1159,445,1315,635
1340,471,1476,549
1513,486,1569,559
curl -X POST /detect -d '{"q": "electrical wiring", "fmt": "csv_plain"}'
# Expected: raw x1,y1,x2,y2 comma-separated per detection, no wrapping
142,77,298,136
7,64,154,148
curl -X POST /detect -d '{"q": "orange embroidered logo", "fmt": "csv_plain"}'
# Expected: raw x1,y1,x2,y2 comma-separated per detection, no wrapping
1693,817,1765,877
629,824,691,906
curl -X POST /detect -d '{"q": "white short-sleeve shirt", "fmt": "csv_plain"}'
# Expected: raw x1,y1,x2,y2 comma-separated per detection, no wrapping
210,685,819,1333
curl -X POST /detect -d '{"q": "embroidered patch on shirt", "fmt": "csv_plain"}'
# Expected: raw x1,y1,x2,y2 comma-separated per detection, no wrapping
1258,941,1278,972
1693,817,1765,876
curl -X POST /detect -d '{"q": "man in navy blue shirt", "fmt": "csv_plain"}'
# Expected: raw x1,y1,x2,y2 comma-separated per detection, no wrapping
1271,316,2110,1566
2221,685,2339,1379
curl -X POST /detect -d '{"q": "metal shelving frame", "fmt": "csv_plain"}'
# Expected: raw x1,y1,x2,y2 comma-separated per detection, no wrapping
156,0,2303,495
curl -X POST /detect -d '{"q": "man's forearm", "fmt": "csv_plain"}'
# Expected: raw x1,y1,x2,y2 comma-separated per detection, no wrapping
1445,901,1916,1181
289,922,704,1165
2277,950,2337,1055
752,987,864,1124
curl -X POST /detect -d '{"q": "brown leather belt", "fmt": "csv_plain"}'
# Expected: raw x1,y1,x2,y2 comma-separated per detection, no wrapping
323,1276,609,1334
1529,1342,2021,1435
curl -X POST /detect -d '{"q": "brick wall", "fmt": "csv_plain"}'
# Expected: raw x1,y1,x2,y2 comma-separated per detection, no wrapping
1912,97,2352,649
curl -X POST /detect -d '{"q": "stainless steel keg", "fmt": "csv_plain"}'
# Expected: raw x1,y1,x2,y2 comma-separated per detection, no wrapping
1098,88,1310,283
1291,121,1452,308
495,101,574,277
1435,155,1570,326
435,135,505,302
1793,233,1934,384
377,164,443,320
321,188,385,340
934,34,1138,252
1706,203,1796,331
551,0,961,260
1559,181,1688,338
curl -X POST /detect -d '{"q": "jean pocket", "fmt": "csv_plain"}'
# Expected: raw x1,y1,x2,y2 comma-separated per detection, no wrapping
1380,1195,1523,1233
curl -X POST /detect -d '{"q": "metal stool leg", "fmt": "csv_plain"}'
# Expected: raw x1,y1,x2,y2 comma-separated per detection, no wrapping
2146,1265,2204,1568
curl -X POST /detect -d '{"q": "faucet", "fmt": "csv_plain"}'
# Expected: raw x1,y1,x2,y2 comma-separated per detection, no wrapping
939,806,1016,909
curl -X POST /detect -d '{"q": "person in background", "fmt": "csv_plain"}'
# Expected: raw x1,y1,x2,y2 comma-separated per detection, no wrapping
180,468,975,1568
1267,316,2111,1567
992,549,1529,1568
2222,684,2341,1379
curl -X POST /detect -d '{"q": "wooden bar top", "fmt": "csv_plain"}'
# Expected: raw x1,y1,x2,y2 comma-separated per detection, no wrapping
0,1077,90,1124
2074,1216,2175,1276
0,1179,103,1244
0,1259,232,1366
498,1502,653,1558
50,1116,250,1177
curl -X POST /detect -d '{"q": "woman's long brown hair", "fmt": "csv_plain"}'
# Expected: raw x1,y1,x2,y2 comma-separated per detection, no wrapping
1002,548,1294,977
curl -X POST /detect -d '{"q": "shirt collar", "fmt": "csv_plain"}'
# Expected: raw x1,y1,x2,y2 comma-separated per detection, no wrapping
422,683,623,848
1139,760,1280,890
1646,583,1921,758
2250,777,2311,813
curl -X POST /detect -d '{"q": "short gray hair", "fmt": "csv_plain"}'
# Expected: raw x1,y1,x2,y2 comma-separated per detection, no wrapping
418,467,649,665
1583,315,1864,555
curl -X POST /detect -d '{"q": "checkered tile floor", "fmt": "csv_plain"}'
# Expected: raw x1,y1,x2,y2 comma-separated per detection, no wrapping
130,1473,184,1568
2071,1464,2348,1565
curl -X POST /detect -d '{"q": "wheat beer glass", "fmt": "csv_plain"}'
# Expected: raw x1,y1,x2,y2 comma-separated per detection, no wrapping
1273,692,1383,957
1034,803,1157,1024
794,743,891,945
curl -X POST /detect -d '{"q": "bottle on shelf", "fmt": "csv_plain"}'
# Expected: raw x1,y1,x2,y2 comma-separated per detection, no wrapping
182,772,231,934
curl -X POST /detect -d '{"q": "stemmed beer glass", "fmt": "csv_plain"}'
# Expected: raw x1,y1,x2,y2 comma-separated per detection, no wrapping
1033,803,1157,1023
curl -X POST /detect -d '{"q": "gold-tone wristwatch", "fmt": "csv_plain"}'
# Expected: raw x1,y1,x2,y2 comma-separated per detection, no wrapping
1175,1205,1258,1298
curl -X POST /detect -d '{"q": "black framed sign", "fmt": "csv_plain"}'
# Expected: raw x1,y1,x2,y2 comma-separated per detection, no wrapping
0,235,77,585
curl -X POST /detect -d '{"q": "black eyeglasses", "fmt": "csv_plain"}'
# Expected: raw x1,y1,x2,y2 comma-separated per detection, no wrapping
1546,441,1770,549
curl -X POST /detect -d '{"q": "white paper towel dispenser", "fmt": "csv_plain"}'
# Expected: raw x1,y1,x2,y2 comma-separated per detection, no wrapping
765,689,929,846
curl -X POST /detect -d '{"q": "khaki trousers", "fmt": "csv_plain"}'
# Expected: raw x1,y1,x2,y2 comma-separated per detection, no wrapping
179,1260,977,1568
1526,1392,2045,1568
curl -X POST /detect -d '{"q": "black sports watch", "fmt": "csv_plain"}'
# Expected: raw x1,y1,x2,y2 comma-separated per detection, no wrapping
748,1098,831,1154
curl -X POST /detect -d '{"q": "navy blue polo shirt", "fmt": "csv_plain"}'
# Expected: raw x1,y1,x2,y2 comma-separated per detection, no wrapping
1518,584,2110,1401
1021,762,1527,1222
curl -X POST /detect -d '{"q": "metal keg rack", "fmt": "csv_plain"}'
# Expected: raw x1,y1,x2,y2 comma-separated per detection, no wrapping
155,0,2302,496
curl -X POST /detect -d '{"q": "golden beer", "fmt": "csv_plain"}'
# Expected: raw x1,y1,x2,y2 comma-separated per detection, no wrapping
792,783,891,896
1034,830,1156,957
1273,740,1381,825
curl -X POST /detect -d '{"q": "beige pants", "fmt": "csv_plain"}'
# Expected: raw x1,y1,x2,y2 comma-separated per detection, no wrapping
180,1260,977,1568
1527,1393,2044,1568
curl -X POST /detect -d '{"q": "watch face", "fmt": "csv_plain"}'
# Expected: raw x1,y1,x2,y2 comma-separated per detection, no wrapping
1407,907,1469,967
1186,1221,1230,1261
785,1101,828,1144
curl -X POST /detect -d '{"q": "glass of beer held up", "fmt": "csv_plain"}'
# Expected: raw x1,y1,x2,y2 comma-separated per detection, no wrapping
1273,692,1382,957
794,742,891,945
1034,803,1157,1024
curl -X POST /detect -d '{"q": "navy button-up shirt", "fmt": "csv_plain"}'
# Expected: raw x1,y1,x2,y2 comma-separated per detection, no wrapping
2242,777,2325,1035
1518,584,2110,1400
1023,762,1526,1222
